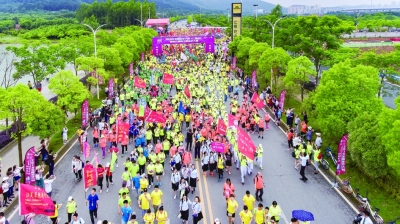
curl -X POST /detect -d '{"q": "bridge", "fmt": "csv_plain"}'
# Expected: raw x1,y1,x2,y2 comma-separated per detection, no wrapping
341,7,400,13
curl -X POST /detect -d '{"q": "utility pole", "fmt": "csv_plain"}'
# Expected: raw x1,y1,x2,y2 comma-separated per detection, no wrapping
200,6,202,19
135,4,145,27
149,7,151,19
227,8,230,23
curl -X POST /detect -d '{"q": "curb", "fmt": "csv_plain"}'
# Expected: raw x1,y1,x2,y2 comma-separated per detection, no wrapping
1,133,79,215
261,106,359,214
0,139,17,157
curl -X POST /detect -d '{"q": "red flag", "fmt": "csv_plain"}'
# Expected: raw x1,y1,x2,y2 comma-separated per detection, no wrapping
251,92,264,109
217,119,227,135
83,167,97,189
134,76,147,88
237,128,256,160
145,110,167,123
162,73,175,84
184,84,191,98
117,121,130,143
228,114,238,127
19,183,56,216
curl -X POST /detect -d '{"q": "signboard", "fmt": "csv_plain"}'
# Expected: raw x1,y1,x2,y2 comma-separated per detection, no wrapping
81,99,89,128
19,184,55,216
232,3,242,39
24,147,36,185
152,36,215,56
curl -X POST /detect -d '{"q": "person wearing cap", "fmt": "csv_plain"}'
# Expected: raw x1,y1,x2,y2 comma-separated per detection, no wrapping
66,196,77,222
1,177,10,207
315,132,322,148
138,188,151,216
214,218,221,224
140,174,149,193
255,144,263,170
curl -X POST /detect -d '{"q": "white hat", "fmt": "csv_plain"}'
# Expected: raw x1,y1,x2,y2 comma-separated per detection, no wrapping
106,162,110,167
258,144,262,147
215,218,221,224
316,133,321,136
2,177,8,181
68,196,73,201
308,126,312,130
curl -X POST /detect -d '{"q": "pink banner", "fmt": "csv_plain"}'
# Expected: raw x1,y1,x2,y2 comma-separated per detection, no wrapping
211,142,225,153
141,52,145,62
83,167,97,189
251,92,264,109
217,119,227,135
108,78,114,99
231,56,236,69
237,128,256,160
19,184,55,216
252,70,257,87
279,90,286,110
83,142,90,160
24,147,36,185
336,134,349,175
162,73,175,84
228,114,238,127
81,99,89,127
145,110,167,123
129,62,133,75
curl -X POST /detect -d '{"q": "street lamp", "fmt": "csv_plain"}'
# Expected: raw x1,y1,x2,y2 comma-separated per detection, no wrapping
227,8,230,23
264,17,285,91
253,4,258,19
82,23,107,100
135,4,145,27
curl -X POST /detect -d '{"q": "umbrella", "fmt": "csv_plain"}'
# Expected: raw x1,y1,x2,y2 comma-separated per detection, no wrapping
292,210,314,222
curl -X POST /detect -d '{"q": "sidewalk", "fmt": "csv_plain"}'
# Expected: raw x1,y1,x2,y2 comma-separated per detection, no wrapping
0,70,85,177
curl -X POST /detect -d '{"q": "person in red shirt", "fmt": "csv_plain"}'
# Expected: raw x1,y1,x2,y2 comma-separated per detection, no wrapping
121,132,128,156
258,118,265,139
92,127,100,148
105,162,113,192
97,164,105,193
287,129,294,150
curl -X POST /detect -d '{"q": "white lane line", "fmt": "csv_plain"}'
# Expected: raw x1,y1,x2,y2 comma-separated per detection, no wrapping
261,108,359,214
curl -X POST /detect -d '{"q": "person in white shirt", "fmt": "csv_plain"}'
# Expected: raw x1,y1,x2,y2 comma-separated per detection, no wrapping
299,153,309,182
360,211,373,224
0,212,6,224
44,174,56,198
171,168,181,199
71,212,85,224
189,164,198,193
192,196,203,224
179,195,192,224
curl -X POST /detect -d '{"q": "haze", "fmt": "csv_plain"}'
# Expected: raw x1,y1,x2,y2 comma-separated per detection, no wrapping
261,0,396,7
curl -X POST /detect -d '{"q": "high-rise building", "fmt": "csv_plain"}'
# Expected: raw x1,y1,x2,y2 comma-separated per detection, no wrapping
288,5,321,15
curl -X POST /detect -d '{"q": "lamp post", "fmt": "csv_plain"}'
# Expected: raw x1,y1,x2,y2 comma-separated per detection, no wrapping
264,17,285,91
149,7,151,19
253,4,258,19
199,6,202,19
82,23,107,100
227,8,230,23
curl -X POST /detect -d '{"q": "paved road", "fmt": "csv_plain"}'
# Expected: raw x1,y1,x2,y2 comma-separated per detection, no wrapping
343,31,400,38
382,82,400,109
7,85,356,224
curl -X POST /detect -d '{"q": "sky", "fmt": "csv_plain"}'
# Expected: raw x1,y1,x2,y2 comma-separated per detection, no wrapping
261,0,400,7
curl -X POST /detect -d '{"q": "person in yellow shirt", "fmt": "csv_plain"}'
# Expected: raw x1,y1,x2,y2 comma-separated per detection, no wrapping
50,201,62,224
65,196,77,222
143,209,155,224
155,206,168,224
269,201,282,223
138,188,151,215
242,190,256,211
118,192,132,213
150,185,163,213
253,203,265,224
227,194,239,224
239,205,253,224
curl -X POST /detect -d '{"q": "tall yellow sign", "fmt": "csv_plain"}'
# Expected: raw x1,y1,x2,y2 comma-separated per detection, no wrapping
232,3,242,39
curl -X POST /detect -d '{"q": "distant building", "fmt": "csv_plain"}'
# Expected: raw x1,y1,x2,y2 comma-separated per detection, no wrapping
321,7,344,14
288,5,321,15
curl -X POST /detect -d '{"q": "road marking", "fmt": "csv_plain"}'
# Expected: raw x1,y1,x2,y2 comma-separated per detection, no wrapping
202,172,214,224
261,108,359,214
8,138,79,220
196,160,208,224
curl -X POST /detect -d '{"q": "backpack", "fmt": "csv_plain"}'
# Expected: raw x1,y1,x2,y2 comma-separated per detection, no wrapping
81,161,85,168
317,152,322,160
291,151,296,158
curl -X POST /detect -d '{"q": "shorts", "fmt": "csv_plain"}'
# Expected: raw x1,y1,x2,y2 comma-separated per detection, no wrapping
14,176,21,182
93,137,99,144
172,182,179,191
259,127,264,132
226,211,236,218
156,172,163,176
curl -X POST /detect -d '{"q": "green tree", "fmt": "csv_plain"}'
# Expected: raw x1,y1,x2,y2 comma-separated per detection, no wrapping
378,97,400,174
0,84,65,166
58,36,94,76
312,60,382,143
348,110,388,178
270,4,283,18
236,37,256,74
7,41,66,84
258,47,292,93
97,46,123,76
249,43,269,91
283,56,316,102
322,47,361,68
49,70,91,115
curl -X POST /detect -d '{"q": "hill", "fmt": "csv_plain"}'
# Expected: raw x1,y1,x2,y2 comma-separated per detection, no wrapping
177,0,278,14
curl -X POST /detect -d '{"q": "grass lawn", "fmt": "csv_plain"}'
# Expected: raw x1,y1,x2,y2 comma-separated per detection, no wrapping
283,96,400,222
0,35,26,44
48,90,106,152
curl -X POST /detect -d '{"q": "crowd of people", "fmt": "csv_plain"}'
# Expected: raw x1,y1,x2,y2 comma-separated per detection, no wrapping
6,26,358,224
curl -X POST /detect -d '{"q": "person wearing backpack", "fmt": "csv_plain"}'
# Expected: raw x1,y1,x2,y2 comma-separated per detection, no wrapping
70,212,85,224
313,146,322,175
